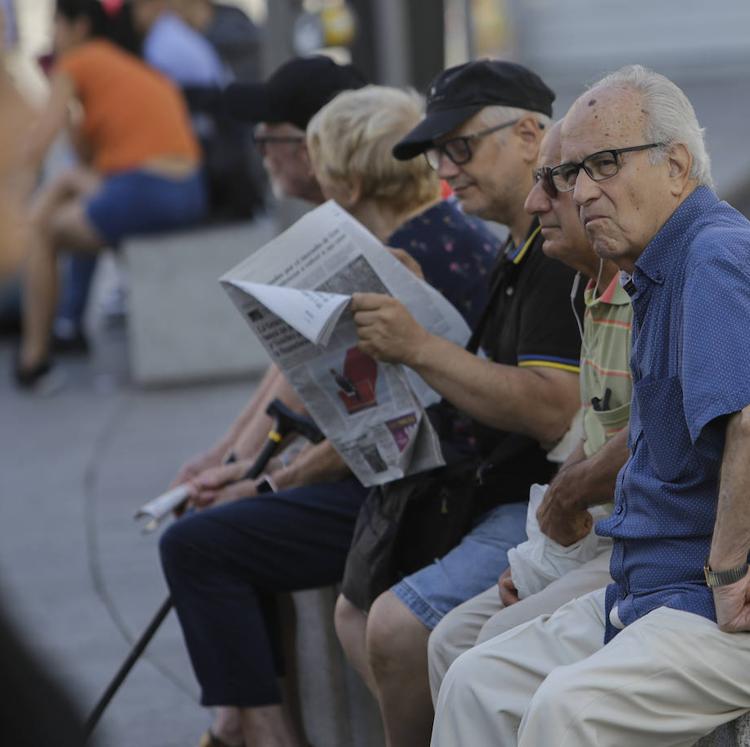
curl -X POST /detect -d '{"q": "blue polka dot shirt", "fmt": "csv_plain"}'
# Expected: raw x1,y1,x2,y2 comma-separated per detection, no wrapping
597,186,750,642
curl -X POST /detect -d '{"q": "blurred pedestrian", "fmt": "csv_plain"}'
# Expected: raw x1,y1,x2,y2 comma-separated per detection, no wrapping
15,0,207,390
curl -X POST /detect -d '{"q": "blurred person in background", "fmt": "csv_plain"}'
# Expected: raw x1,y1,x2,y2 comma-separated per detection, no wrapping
130,0,230,87
160,82,501,747
0,37,92,747
132,0,265,222
15,0,207,390
173,0,262,83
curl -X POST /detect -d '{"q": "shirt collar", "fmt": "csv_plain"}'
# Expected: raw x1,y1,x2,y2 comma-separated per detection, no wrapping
634,186,718,285
585,272,631,307
505,219,541,265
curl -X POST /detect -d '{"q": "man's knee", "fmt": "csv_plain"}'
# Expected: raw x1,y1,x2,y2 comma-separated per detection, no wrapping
334,594,363,642
366,590,426,677
436,644,485,708
159,513,209,575
523,665,578,730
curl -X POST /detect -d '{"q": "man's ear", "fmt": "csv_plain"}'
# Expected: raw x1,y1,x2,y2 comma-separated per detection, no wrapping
666,142,693,195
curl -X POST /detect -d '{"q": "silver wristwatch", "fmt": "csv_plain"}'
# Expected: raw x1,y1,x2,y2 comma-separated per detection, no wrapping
704,562,749,588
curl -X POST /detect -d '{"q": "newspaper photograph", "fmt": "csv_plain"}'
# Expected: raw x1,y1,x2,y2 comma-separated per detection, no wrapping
220,200,470,487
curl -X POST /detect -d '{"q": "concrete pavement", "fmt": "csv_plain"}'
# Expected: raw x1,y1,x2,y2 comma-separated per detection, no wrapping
0,318,253,746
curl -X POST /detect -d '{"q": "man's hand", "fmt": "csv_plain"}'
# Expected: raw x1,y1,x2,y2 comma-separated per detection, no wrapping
189,460,252,508
498,567,520,606
540,507,593,546
713,572,750,633
537,459,594,546
352,293,431,366
169,445,227,489
387,247,424,280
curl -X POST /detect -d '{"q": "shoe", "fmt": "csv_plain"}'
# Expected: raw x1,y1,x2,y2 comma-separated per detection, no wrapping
197,731,244,747
51,319,90,355
51,328,90,355
14,358,64,394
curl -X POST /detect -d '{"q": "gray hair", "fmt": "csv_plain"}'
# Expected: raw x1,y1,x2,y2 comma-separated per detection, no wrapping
591,65,713,188
476,105,551,134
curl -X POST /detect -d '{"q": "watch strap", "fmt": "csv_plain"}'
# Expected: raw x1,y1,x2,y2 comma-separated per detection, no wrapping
704,561,749,588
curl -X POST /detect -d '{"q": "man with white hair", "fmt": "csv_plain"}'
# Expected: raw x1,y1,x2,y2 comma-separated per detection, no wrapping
431,64,750,746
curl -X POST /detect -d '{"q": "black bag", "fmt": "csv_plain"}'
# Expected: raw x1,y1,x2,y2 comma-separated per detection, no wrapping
341,458,482,612
341,242,528,612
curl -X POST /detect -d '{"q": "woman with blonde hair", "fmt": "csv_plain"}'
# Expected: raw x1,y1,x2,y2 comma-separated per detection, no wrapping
308,84,496,326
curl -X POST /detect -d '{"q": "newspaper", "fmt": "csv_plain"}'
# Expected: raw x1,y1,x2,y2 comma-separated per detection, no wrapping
134,484,191,533
221,200,471,487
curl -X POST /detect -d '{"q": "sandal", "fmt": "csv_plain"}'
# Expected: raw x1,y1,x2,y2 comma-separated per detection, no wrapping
197,731,244,747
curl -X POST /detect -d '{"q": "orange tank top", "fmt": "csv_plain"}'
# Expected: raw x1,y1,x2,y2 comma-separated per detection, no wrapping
56,40,201,174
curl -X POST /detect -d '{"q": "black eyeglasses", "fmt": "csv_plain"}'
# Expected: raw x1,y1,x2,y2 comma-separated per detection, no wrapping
550,143,663,193
533,166,558,199
252,133,305,157
424,119,519,171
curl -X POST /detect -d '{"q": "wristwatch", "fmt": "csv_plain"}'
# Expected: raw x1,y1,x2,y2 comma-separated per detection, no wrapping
704,561,749,588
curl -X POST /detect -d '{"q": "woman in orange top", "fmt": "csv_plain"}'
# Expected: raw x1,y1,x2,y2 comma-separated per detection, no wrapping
16,0,207,389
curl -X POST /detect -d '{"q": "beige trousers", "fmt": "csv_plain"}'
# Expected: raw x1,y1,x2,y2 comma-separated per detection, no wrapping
432,587,750,747
428,547,612,702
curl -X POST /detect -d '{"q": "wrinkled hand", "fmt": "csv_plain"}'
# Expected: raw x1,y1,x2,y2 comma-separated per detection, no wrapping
537,460,594,546
351,293,430,366
538,506,593,547
713,573,750,633
387,247,424,280
498,567,520,606
189,460,254,509
169,445,226,489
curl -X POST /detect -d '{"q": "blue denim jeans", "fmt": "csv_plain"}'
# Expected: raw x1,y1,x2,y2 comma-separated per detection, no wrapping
392,501,528,629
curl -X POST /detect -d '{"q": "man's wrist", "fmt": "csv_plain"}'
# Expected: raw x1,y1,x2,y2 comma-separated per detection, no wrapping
704,560,749,588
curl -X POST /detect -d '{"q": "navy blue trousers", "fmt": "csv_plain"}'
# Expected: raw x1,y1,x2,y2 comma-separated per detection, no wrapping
159,477,367,707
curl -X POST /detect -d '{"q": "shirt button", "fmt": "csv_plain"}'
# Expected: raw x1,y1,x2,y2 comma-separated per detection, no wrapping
615,504,624,514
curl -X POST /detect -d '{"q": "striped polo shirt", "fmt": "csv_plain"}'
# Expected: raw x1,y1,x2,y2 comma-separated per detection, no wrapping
580,273,633,457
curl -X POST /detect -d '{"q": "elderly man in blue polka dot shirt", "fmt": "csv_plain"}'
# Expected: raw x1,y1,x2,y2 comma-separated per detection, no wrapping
431,64,750,747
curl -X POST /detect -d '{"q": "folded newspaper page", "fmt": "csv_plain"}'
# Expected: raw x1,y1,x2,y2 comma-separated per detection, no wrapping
221,200,471,487
134,484,191,533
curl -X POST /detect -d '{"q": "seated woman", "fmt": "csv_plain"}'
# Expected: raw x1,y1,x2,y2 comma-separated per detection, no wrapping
159,85,501,747
16,0,207,389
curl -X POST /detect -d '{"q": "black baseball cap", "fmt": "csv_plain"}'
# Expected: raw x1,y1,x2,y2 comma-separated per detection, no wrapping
393,59,555,160
223,55,367,131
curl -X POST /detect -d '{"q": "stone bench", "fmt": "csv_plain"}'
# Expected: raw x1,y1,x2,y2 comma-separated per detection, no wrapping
123,218,276,386
293,587,384,747
696,715,750,746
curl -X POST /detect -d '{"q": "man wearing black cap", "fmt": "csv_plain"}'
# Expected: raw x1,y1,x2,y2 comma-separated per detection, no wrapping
223,54,367,202
334,60,585,747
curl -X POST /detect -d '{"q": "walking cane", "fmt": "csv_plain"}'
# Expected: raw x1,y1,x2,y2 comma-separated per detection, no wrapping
84,399,324,740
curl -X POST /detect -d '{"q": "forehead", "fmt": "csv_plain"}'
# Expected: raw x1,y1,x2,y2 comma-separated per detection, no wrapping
561,86,646,160
537,123,562,167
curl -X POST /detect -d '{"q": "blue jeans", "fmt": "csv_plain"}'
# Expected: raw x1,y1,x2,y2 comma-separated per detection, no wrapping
57,168,208,328
160,477,367,707
392,501,528,629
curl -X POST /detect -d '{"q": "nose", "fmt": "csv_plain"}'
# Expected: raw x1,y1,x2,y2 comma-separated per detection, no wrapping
572,168,600,207
524,179,551,217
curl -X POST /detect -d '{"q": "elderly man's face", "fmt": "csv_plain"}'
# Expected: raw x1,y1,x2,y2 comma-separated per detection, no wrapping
433,111,535,223
561,87,676,271
524,122,592,273
254,122,319,203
